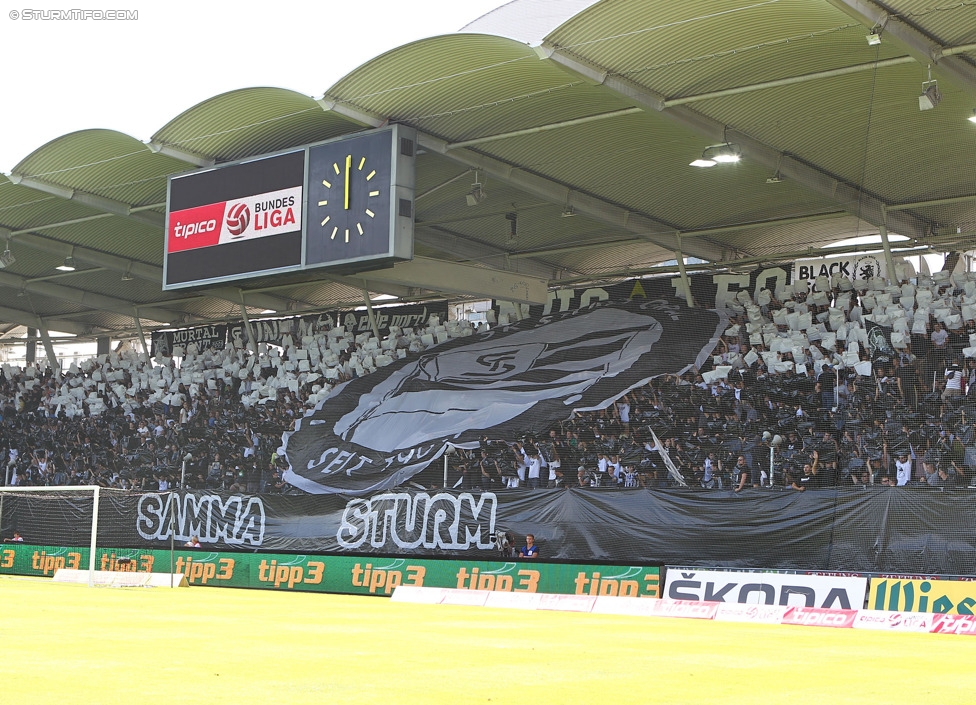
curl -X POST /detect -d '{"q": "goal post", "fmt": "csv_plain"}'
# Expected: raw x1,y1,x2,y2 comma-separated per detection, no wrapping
0,485,105,587
0,486,189,588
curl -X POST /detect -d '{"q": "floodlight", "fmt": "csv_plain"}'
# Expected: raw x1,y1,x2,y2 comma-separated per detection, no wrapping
710,145,741,163
919,81,941,110
692,143,741,167
465,172,487,206
561,207,576,218
56,256,76,272
0,246,14,269
866,33,881,46
968,109,976,124
505,212,518,241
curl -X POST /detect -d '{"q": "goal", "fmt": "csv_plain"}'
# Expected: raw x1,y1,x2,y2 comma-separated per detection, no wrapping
0,486,123,587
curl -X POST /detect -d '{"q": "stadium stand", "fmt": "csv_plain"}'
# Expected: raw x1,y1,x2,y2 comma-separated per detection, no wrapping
4,267,976,495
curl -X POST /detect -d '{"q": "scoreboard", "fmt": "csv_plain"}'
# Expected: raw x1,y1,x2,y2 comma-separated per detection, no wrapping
163,125,415,290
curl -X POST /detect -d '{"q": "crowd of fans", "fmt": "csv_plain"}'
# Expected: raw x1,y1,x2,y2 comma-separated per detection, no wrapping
3,266,976,494
0,316,476,493
434,268,976,492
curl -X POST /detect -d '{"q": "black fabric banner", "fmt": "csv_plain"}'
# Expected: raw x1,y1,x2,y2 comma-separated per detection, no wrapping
280,300,724,495
7,488,976,575
226,301,449,348
150,325,227,357
866,319,895,362
499,265,793,316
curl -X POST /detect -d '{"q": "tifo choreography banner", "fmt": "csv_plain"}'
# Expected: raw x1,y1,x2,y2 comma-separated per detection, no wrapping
146,301,448,357
281,300,724,494
226,301,448,348
4,488,976,576
497,258,886,316
500,265,793,315
150,325,227,357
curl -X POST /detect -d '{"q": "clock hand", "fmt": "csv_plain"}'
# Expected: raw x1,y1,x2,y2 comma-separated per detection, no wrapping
344,154,351,210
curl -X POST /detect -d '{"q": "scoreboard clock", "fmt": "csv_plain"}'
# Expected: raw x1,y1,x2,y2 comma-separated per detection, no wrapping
305,124,415,271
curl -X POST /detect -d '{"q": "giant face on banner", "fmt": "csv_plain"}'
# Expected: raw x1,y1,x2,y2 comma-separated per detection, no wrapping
282,300,725,494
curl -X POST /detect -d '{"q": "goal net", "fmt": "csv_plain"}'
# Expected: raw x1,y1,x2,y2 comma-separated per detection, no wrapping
0,486,131,587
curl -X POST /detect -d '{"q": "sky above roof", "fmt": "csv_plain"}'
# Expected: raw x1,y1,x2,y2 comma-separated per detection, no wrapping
1,0,506,173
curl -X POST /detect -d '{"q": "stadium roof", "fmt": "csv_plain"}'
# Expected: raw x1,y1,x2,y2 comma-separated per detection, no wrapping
2,0,975,342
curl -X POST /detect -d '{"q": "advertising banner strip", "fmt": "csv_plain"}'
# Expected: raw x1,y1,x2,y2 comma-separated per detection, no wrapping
852,609,936,632
0,544,660,598
715,603,789,624
782,606,858,628
166,186,303,253
931,614,976,636
663,568,868,611
869,577,976,615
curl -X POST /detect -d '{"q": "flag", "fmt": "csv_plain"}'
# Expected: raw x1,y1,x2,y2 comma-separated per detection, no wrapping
650,428,689,487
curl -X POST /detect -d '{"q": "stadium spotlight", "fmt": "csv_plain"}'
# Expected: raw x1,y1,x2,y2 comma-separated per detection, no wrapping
505,211,518,242
465,172,487,206
690,143,741,167
919,66,941,111
919,81,941,110
0,242,15,269
866,32,881,46
56,255,76,272
710,144,741,163
968,109,976,124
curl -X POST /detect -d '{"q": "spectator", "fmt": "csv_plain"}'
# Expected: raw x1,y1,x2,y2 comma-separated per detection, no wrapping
519,534,539,559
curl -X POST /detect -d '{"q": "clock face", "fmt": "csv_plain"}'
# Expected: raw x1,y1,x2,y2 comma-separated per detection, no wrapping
319,153,379,243
306,131,394,266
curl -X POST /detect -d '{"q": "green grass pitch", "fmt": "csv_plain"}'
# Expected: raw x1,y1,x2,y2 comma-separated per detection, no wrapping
1,576,973,704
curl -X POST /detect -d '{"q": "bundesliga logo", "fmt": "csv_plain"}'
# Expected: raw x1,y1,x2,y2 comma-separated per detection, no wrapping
226,203,251,238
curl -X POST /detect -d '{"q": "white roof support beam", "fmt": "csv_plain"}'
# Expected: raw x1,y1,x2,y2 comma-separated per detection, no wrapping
316,96,386,128
2,228,164,281
416,227,559,281
209,287,304,315
0,228,300,314
36,322,61,379
0,304,92,336
146,141,215,168
361,256,549,305
0,271,186,325
826,0,976,97
663,57,915,107
416,132,724,262
446,108,644,149
243,273,414,300
6,174,165,229
538,43,927,241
